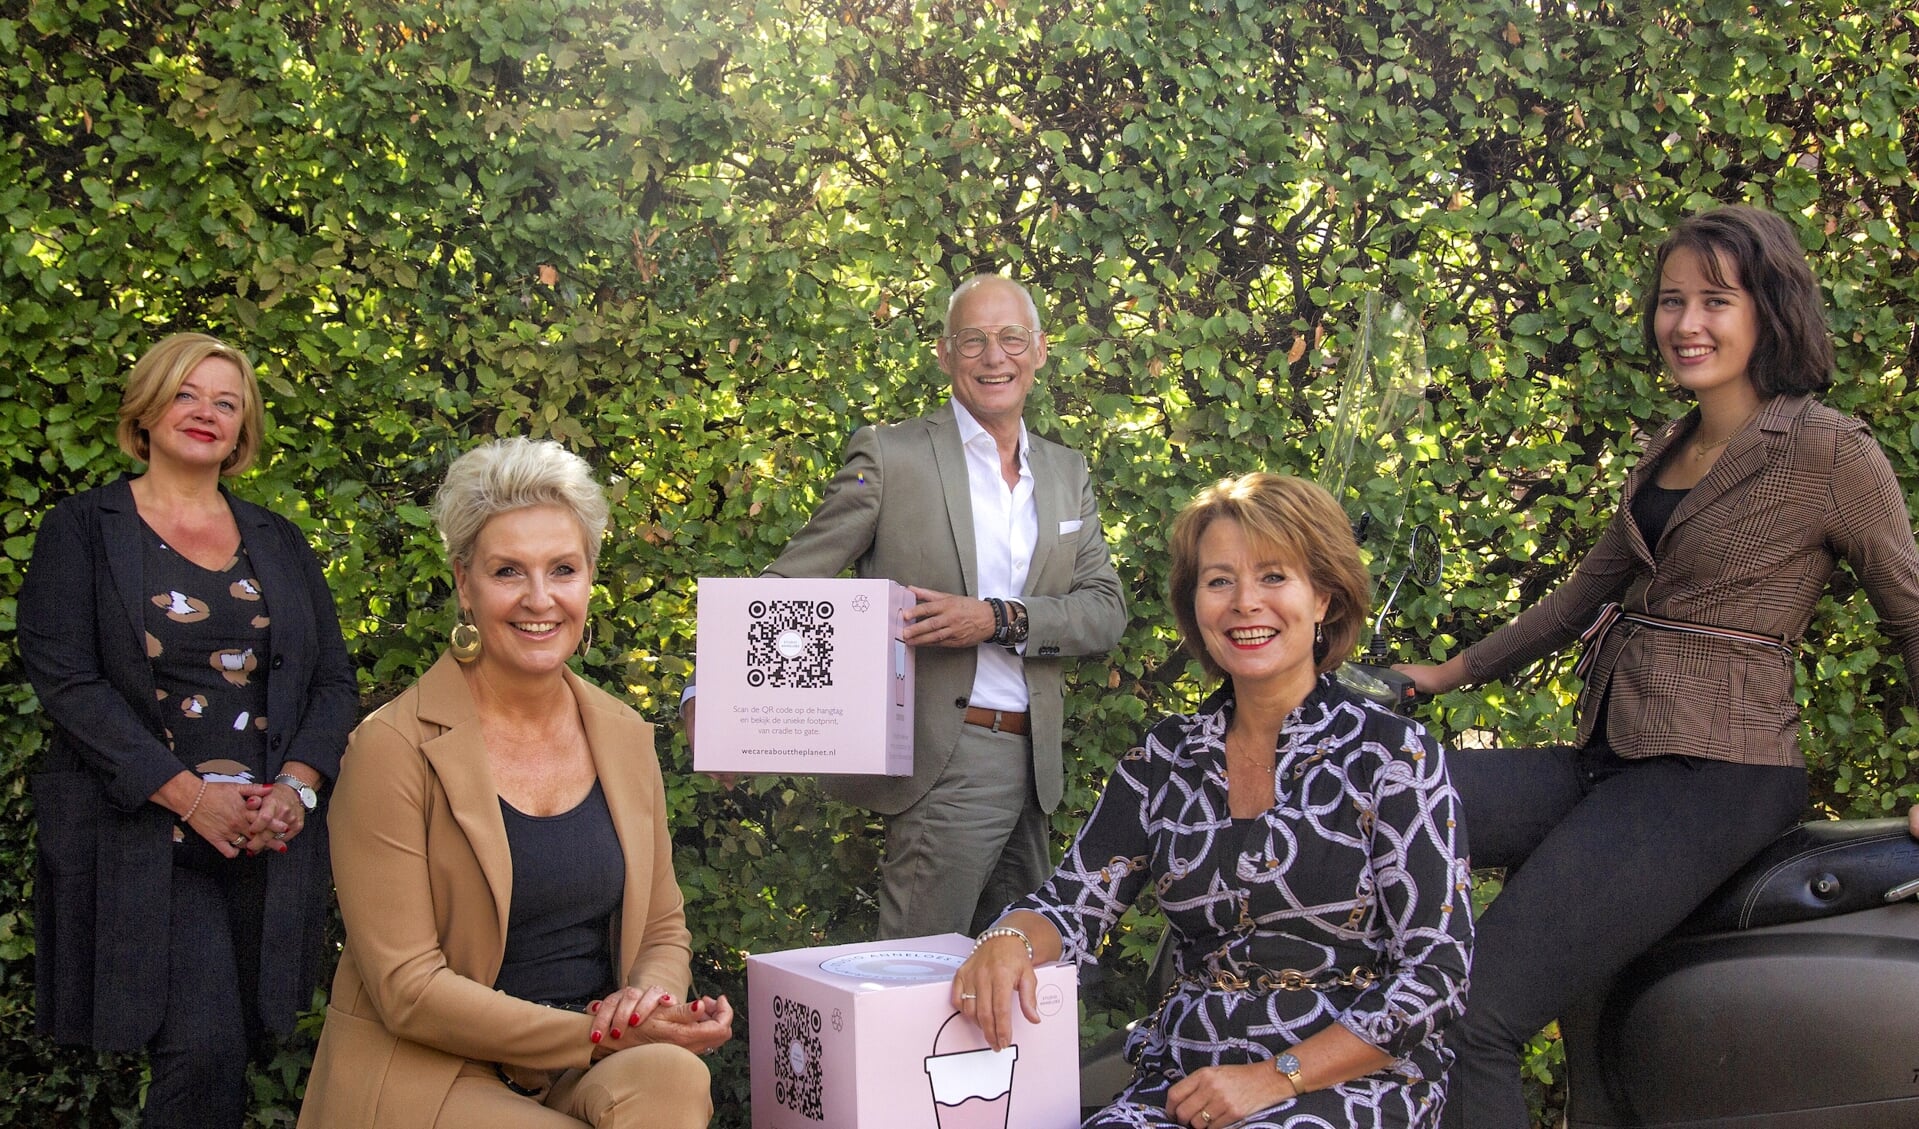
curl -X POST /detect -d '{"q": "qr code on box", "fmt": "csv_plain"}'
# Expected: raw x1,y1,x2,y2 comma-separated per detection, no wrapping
771,993,825,1120
745,599,836,689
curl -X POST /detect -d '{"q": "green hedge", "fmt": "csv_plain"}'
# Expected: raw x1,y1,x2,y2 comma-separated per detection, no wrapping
3,1,1914,1124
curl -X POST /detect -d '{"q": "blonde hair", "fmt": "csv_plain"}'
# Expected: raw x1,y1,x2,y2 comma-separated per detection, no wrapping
116,333,267,475
1168,473,1371,680
433,437,610,570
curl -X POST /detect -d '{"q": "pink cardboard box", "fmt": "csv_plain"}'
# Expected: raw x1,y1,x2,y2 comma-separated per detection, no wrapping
695,577,914,776
748,934,1081,1129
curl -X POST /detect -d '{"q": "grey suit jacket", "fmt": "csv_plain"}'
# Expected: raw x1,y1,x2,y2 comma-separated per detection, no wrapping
1464,394,1919,766
765,402,1126,814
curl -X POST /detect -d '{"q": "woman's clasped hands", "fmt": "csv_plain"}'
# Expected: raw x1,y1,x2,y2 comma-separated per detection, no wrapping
584,985,734,1060
172,773,298,858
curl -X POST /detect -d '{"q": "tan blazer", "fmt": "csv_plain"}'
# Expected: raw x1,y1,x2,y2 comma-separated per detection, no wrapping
763,401,1127,815
297,655,693,1129
1463,394,1919,767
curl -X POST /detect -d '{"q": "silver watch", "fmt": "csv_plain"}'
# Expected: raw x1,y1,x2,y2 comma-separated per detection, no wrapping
274,773,318,811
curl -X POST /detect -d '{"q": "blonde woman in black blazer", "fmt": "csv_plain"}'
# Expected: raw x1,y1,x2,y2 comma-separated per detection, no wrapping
1399,206,1919,1129
18,334,356,1129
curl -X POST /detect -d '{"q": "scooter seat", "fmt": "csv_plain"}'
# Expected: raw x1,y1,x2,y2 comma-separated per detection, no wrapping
1678,817,1919,934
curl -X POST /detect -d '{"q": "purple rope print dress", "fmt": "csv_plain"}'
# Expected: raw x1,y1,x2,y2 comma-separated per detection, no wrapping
1013,676,1472,1128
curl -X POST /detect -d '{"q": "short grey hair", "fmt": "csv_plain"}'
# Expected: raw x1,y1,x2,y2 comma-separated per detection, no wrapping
433,437,610,570
943,274,1043,334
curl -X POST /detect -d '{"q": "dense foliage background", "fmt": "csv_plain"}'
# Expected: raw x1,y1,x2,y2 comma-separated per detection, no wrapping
3,0,1915,1124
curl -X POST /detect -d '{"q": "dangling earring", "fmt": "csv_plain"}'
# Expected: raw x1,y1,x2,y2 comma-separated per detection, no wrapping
1314,621,1325,646
576,620,595,658
449,608,482,664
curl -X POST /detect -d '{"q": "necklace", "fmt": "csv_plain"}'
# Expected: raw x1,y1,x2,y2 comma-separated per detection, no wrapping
1689,406,1760,459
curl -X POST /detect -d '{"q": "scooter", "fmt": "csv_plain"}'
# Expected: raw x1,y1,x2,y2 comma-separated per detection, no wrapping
1080,298,1919,1126
1560,818,1919,1128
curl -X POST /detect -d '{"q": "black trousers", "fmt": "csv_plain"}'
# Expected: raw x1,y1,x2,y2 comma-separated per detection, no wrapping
141,850,269,1129
1438,743,1805,1129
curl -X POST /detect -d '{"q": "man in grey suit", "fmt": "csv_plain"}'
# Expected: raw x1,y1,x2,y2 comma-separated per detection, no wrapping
705,274,1126,939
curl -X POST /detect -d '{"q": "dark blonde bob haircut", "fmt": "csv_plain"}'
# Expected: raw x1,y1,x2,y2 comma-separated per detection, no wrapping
1168,472,1371,681
116,332,267,476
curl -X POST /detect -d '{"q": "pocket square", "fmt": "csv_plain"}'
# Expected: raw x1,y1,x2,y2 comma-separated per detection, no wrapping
1059,519,1083,535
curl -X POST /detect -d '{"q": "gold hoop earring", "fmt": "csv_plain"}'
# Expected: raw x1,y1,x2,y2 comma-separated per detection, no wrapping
577,620,595,658
449,609,482,664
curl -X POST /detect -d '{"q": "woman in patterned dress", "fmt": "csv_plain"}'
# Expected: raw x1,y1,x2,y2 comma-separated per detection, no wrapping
18,333,357,1129
953,472,1472,1129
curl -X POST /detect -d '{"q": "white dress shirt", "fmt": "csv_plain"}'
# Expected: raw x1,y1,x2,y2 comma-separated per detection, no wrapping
950,398,1037,712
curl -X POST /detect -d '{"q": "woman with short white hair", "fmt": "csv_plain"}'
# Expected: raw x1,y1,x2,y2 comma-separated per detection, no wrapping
299,437,732,1129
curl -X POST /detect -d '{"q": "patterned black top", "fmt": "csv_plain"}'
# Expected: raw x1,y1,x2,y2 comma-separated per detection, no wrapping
142,521,272,786
1014,676,1473,1129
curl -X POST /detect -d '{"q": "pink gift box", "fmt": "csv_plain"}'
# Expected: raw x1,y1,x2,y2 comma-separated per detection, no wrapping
695,577,914,775
748,934,1081,1129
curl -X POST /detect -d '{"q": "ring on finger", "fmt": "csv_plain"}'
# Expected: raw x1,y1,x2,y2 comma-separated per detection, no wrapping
1200,1113,1213,1126
959,993,977,1001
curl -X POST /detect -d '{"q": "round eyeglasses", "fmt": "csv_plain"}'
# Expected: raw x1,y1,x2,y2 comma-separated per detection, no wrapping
945,325,1034,358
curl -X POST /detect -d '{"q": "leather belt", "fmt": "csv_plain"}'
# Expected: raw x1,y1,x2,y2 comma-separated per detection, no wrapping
963,706,1029,735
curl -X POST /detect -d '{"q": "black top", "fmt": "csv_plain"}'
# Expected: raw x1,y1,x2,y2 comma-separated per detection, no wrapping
1631,483,1689,554
494,779,623,1006
142,520,273,784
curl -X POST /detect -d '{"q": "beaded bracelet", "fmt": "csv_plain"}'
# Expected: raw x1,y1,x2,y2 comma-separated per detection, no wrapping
179,775,209,824
973,924,1034,962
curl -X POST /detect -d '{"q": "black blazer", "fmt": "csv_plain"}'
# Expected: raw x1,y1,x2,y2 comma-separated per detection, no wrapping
17,477,358,1049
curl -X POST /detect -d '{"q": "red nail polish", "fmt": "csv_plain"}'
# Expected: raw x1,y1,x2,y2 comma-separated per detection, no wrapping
590,1029,602,1043
660,995,672,1005
691,1000,702,1014
589,1001,600,1013
609,1027,621,1039
274,842,288,854
628,1011,641,1025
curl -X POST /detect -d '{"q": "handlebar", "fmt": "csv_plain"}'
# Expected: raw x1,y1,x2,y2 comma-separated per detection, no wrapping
1335,661,1420,714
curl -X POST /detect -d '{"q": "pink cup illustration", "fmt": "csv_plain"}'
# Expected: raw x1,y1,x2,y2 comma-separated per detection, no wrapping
924,1011,1019,1129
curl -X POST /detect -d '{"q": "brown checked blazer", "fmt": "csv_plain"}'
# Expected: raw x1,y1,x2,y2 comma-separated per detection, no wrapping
763,401,1127,815
296,655,692,1129
1463,394,1919,767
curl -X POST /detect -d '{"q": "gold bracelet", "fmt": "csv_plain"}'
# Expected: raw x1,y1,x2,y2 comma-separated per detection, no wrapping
973,925,1033,962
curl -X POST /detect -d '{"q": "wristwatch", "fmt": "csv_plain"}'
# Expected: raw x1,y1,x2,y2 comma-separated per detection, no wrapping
1275,1051,1305,1095
274,773,318,812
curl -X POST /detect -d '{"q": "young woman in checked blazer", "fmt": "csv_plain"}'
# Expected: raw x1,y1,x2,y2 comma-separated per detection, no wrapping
1397,204,1919,1129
